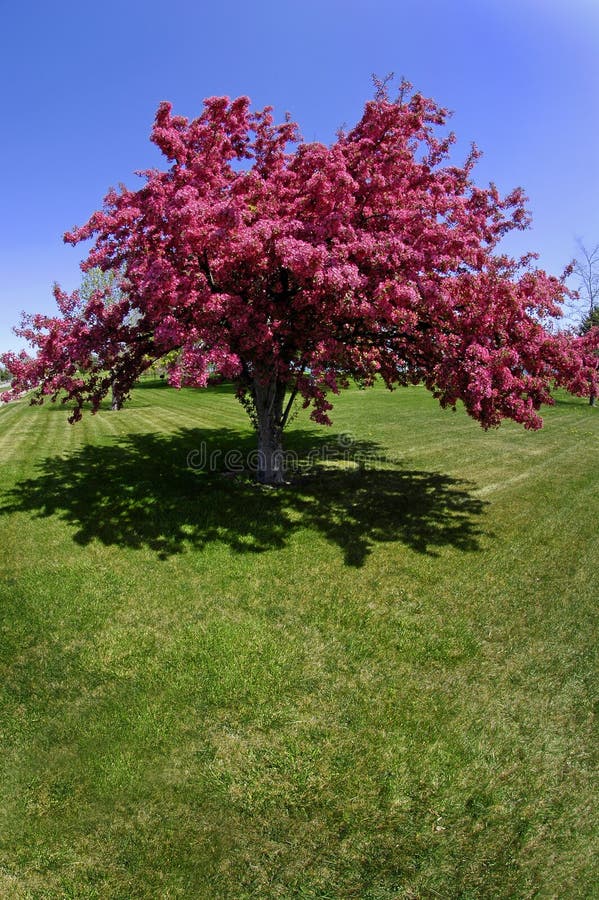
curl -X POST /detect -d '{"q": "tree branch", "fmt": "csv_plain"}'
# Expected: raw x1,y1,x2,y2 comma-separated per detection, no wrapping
279,379,300,428
201,251,218,290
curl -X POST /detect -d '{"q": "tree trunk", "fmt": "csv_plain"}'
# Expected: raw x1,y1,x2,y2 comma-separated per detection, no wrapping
253,378,287,485
590,393,596,407
111,382,123,411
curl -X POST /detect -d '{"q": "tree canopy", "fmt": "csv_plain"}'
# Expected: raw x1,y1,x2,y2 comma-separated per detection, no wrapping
3,80,598,481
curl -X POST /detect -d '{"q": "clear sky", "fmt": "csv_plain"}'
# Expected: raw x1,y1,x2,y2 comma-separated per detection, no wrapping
1,0,598,354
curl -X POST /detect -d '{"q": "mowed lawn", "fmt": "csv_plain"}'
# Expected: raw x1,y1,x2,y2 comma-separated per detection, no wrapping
0,381,597,899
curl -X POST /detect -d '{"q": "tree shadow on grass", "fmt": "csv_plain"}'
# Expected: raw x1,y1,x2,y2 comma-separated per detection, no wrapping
0,428,488,566
551,394,594,409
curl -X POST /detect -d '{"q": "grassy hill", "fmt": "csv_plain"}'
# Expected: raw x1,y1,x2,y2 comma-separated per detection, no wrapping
0,382,597,898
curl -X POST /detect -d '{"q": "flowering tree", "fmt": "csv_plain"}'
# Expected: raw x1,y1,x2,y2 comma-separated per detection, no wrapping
3,80,598,483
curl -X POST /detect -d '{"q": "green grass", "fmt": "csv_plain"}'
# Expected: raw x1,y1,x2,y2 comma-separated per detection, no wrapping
0,382,597,898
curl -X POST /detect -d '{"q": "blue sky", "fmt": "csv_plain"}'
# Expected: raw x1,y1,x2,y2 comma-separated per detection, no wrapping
1,0,598,354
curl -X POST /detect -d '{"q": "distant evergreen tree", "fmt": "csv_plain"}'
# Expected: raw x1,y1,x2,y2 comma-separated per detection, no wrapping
578,306,599,336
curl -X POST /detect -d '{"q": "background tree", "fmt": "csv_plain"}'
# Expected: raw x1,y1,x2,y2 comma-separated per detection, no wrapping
579,306,599,335
578,305,599,406
573,241,599,321
572,242,599,405
3,80,598,483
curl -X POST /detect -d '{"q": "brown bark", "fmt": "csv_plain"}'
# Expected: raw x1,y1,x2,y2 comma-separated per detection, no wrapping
253,378,287,484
